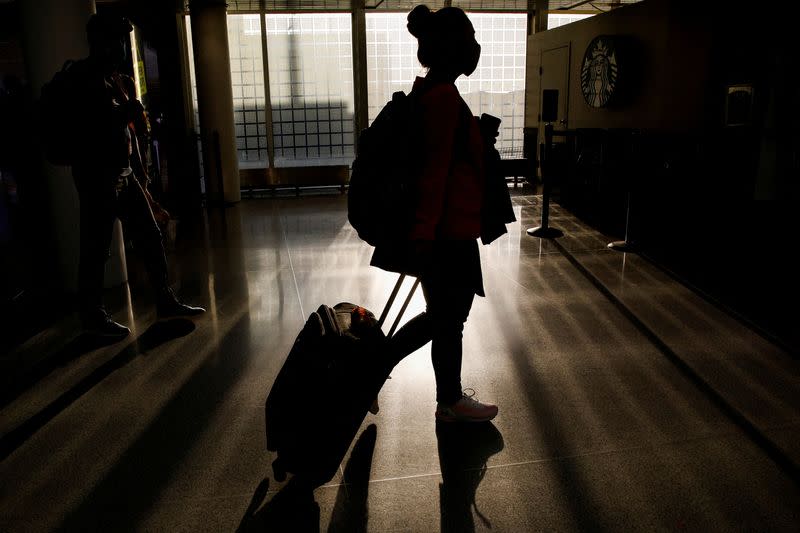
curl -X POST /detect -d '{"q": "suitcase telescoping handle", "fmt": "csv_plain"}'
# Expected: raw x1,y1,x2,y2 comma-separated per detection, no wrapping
377,274,420,338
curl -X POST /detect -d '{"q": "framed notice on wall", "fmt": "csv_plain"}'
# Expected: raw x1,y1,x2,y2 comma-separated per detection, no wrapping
725,84,754,126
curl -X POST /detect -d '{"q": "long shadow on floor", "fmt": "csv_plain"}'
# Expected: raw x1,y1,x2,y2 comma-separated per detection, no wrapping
490,282,609,531
238,478,320,533
1,332,123,409
0,319,196,462
328,423,377,533
52,314,248,532
437,421,505,533
238,424,378,532
239,420,505,532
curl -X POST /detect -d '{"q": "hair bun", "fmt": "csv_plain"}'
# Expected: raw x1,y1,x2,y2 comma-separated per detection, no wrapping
407,5,432,38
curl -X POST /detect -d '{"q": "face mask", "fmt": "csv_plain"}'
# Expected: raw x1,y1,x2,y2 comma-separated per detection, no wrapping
463,40,480,77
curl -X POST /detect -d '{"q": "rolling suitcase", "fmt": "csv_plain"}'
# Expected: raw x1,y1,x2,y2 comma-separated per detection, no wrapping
265,274,419,487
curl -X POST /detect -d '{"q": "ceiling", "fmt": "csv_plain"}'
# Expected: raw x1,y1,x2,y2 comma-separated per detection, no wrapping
178,0,643,13
6,0,643,10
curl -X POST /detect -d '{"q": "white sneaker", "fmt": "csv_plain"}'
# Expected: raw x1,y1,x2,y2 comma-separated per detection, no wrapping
435,389,498,423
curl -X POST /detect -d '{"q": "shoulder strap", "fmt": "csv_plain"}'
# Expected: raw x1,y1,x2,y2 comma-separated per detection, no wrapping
110,73,130,102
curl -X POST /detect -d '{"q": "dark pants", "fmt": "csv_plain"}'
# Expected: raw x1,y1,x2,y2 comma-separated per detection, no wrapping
390,242,479,405
76,173,168,317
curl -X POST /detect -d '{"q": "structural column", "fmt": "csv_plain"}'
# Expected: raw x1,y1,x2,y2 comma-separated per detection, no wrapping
525,0,549,179
532,0,549,34
189,0,240,204
351,0,369,141
18,0,106,293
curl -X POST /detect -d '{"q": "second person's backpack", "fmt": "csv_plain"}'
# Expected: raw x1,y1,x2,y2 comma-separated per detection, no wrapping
38,60,80,166
347,89,422,247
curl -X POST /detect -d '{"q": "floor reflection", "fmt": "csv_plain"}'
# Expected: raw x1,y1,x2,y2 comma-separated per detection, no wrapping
3,193,797,531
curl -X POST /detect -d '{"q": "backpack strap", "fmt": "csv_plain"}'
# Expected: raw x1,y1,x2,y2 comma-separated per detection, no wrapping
109,73,131,102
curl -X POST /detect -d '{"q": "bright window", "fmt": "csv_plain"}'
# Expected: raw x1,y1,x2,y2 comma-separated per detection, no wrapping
265,14,355,167
365,12,527,156
229,15,268,167
365,13,423,124
547,13,595,29
457,13,527,156
187,9,530,180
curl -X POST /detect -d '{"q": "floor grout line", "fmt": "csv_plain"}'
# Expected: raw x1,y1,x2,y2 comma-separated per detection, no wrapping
146,429,757,505
277,205,306,321
318,428,747,491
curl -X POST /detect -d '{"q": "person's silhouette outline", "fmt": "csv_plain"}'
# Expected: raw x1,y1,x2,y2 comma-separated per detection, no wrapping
374,5,499,423
65,13,204,338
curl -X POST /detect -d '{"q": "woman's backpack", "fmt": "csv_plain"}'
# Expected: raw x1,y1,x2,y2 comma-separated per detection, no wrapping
347,90,422,247
38,60,79,166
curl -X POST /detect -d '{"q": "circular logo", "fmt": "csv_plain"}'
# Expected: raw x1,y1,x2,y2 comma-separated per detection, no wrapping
581,36,619,108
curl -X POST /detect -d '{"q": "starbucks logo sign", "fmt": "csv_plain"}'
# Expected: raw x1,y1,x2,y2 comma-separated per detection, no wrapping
581,36,619,108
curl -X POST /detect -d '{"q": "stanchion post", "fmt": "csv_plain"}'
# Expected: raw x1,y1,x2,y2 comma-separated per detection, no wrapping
608,190,635,251
527,122,564,239
608,130,640,252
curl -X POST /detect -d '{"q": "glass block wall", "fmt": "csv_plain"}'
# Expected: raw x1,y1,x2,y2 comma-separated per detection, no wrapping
365,12,527,156
547,13,595,30
457,13,527,156
228,15,268,168
365,13,423,124
265,14,355,167
187,9,527,170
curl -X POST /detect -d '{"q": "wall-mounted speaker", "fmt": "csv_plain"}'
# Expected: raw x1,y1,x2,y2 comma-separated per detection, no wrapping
542,89,559,123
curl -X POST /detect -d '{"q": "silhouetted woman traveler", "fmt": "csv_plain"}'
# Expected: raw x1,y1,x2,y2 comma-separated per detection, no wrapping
379,5,498,423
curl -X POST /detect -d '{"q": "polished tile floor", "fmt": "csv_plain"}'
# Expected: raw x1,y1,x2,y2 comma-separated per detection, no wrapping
1,193,798,532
